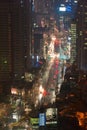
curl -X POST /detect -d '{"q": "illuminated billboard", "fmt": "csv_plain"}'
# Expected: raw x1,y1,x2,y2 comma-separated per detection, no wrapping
39,113,46,126
58,5,72,12
46,108,58,125
66,5,72,12
59,6,66,12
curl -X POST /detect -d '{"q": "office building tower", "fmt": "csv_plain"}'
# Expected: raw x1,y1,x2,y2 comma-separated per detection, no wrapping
76,0,87,71
0,0,32,93
32,0,55,67
70,22,76,63
32,0,51,55
54,0,78,31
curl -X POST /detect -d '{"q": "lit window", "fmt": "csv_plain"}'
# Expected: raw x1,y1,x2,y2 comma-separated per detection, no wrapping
74,0,78,3
65,0,68,2
20,0,23,4
80,5,83,7
20,0,24,7
80,31,82,36
84,43,87,45
84,47,87,50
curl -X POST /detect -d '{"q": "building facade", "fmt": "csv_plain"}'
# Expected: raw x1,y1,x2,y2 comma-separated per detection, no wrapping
0,0,32,93
70,22,76,63
31,0,56,67
76,0,87,72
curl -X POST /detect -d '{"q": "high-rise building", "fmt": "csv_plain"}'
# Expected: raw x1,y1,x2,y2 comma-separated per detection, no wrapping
0,0,32,93
32,0,52,54
76,0,87,71
70,22,76,63
32,0,55,67
54,0,78,30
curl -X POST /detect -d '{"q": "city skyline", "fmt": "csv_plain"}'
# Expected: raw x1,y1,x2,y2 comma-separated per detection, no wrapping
0,0,87,93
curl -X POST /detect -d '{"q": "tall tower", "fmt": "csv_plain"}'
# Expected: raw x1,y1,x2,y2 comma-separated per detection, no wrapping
32,0,55,67
70,21,76,63
0,0,12,93
76,0,87,71
0,0,32,93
